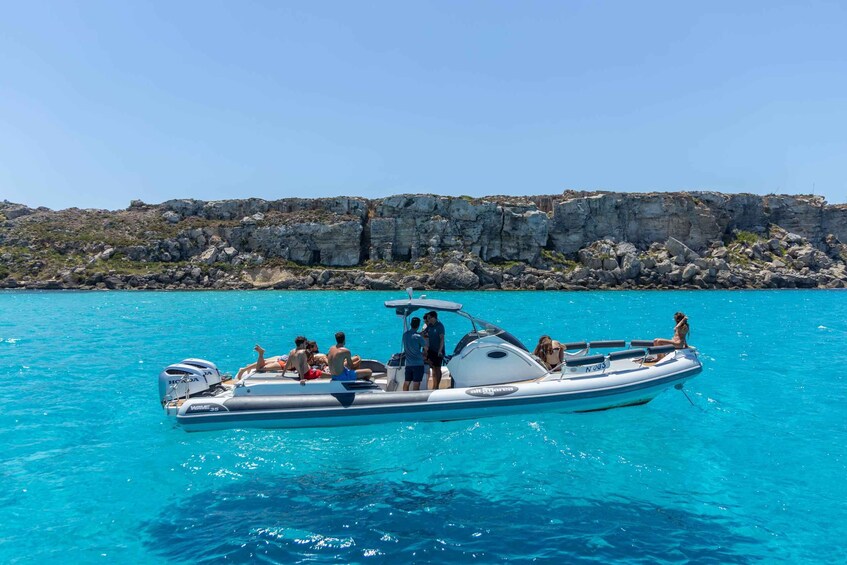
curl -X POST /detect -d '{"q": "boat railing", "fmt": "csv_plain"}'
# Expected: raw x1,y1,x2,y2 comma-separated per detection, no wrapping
608,348,647,361
550,341,680,378
563,354,606,367
588,340,626,349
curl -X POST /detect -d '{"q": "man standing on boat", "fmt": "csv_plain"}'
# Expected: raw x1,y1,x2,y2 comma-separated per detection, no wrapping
424,311,445,390
402,317,426,391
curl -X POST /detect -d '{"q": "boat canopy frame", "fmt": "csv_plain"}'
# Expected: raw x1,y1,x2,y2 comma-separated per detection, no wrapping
383,297,529,352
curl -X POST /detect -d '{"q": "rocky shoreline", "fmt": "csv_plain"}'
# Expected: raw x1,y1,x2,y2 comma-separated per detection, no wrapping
1,191,846,291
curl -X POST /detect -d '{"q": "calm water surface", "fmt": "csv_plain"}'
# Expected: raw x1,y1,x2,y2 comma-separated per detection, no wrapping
1,290,845,563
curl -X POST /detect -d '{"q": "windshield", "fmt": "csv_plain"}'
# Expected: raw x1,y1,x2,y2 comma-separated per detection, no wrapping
451,315,529,355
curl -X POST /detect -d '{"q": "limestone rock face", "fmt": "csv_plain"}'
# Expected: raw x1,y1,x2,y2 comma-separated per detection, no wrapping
241,267,298,289
433,263,480,290
0,202,36,220
160,197,368,221
162,211,181,223
548,192,721,253
238,221,363,266
3,191,847,290
370,195,546,263
545,191,847,254
136,197,368,267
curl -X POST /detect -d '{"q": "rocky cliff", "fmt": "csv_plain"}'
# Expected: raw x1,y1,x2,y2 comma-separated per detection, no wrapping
1,191,846,290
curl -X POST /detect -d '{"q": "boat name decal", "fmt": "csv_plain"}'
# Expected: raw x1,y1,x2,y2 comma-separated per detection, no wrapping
186,404,224,413
465,386,519,398
567,361,609,373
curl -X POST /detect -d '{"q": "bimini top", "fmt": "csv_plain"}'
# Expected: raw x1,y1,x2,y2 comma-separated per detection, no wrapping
384,298,463,316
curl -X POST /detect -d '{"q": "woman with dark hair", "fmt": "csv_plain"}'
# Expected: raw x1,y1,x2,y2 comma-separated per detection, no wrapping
306,340,328,369
533,335,563,369
654,312,689,349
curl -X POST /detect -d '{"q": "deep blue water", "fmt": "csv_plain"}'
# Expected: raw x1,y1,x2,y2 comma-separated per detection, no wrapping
1,290,845,563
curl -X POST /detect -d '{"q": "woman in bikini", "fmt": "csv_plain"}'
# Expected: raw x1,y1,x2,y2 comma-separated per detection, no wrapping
654,312,689,349
306,340,329,370
533,335,564,369
234,344,288,380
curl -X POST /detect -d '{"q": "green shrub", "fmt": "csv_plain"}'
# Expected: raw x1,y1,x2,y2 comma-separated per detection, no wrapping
734,230,763,246
541,249,578,271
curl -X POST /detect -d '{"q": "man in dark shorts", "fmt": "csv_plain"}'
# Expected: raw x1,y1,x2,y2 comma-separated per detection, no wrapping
402,317,426,391
424,311,445,390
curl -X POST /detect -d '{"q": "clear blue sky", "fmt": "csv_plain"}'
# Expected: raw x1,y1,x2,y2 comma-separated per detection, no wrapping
1,1,845,210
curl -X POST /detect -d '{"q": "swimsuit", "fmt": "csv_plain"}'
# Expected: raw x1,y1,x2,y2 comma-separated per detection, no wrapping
332,367,358,382
303,368,323,380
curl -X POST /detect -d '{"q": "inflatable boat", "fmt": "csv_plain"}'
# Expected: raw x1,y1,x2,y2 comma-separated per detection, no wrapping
158,296,702,432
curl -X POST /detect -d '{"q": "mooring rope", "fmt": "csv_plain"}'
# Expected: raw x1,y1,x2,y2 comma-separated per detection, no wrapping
675,384,706,412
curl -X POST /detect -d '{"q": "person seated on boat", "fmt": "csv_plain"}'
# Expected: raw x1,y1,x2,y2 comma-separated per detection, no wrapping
402,317,426,391
327,331,373,382
648,312,689,362
654,312,689,349
286,337,329,385
306,340,329,369
533,335,564,370
235,344,289,380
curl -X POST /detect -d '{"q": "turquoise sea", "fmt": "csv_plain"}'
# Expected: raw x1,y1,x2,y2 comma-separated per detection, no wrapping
1,290,845,563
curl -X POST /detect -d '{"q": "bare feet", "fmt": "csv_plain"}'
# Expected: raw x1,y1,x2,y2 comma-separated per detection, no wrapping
255,344,267,371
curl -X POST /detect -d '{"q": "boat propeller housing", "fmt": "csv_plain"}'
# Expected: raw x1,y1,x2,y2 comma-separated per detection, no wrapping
158,359,222,403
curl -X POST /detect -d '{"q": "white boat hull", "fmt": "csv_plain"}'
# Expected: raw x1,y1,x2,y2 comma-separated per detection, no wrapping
172,350,702,432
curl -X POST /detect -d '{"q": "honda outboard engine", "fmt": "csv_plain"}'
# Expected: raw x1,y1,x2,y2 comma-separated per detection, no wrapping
180,359,222,387
158,359,222,404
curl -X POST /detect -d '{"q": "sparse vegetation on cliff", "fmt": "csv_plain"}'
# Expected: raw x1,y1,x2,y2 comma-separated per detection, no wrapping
1,192,846,290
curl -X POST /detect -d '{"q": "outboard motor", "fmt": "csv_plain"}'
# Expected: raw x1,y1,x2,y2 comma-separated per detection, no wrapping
158,358,222,404
180,358,222,387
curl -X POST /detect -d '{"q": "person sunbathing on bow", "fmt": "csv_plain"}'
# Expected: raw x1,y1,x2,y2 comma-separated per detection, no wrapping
235,343,288,380
654,312,689,349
